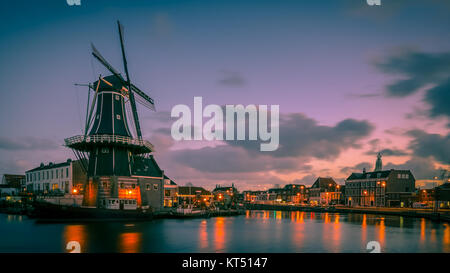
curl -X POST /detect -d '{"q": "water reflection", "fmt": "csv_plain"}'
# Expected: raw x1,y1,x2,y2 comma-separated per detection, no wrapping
199,220,208,250
63,225,86,253
444,224,450,252
6,215,22,222
118,232,142,253
214,217,225,252
1,211,449,253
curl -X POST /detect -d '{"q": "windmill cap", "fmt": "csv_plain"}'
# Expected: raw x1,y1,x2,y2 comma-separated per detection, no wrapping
93,75,127,92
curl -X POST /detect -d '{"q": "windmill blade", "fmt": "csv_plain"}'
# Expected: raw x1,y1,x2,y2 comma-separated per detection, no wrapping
91,42,155,111
91,43,125,82
85,77,102,135
131,84,155,111
118,21,131,84
117,20,143,139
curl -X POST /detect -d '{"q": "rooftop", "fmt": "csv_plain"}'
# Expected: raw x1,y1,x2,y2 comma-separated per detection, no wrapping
26,159,73,173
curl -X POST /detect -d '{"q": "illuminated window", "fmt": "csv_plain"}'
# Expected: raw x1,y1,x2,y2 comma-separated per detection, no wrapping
153,184,158,191
116,114,121,120
115,95,120,100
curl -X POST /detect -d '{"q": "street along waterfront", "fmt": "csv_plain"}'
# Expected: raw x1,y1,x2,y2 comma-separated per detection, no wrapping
0,210,448,253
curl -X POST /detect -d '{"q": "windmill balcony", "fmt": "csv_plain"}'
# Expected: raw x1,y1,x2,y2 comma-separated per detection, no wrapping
64,134,154,154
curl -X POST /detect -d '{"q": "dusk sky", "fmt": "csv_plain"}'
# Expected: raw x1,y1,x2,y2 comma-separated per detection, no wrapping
0,0,449,190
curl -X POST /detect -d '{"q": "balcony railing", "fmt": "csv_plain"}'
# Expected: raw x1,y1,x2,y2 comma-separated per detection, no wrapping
64,134,154,152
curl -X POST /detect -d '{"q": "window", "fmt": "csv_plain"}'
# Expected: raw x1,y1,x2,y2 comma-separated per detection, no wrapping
66,168,69,177
132,184,136,189
56,170,58,178
146,184,150,191
116,114,121,120
405,174,409,179
153,184,158,191
102,147,109,153
377,173,381,178
120,183,124,189
115,95,120,100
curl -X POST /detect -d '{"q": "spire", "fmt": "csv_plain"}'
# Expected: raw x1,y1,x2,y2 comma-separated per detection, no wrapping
374,152,382,171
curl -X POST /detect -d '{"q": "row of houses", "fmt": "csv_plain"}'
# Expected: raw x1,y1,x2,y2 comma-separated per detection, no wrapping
241,153,449,208
2,154,449,209
1,159,243,210
243,177,345,206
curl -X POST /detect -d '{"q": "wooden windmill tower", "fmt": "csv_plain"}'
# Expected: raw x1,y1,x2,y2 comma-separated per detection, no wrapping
65,21,165,210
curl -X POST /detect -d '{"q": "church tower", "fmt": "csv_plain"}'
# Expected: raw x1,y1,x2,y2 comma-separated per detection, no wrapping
374,152,382,171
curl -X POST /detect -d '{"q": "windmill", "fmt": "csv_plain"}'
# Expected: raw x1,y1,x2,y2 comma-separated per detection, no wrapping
89,21,155,139
65,21,166,209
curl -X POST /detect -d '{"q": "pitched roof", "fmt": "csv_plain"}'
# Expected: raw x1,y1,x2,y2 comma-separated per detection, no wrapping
311,177,337,188
132,155,163,177
164,175,177,185
346,170,393,180
26,159,73,172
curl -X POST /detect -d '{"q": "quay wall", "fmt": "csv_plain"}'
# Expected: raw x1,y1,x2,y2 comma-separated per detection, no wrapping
245,204,450,223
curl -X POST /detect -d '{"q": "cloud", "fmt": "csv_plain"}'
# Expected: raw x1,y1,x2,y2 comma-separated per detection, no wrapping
340,162,372,175
170,145,310,173
228,113,374,159
374,49,450,125
424,78,450,119
365,148,408,157
217,70,246,87
407,130,450,165
374,50,450,97
384,157,443,180
0,136,59,151
0,159,32,177
292,174,318,186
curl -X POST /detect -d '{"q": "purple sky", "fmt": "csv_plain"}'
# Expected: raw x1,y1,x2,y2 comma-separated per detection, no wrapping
0,0,449,190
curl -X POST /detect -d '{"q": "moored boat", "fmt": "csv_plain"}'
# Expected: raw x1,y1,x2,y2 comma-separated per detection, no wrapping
27,200,153,222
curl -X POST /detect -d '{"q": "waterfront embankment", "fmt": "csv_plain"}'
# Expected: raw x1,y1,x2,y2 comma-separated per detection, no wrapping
245,203,450,222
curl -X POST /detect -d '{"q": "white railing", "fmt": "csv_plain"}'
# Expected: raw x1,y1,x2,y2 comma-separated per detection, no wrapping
64,135,154,151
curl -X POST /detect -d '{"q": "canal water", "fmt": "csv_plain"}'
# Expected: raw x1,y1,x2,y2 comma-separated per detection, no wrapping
0,210,448,253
